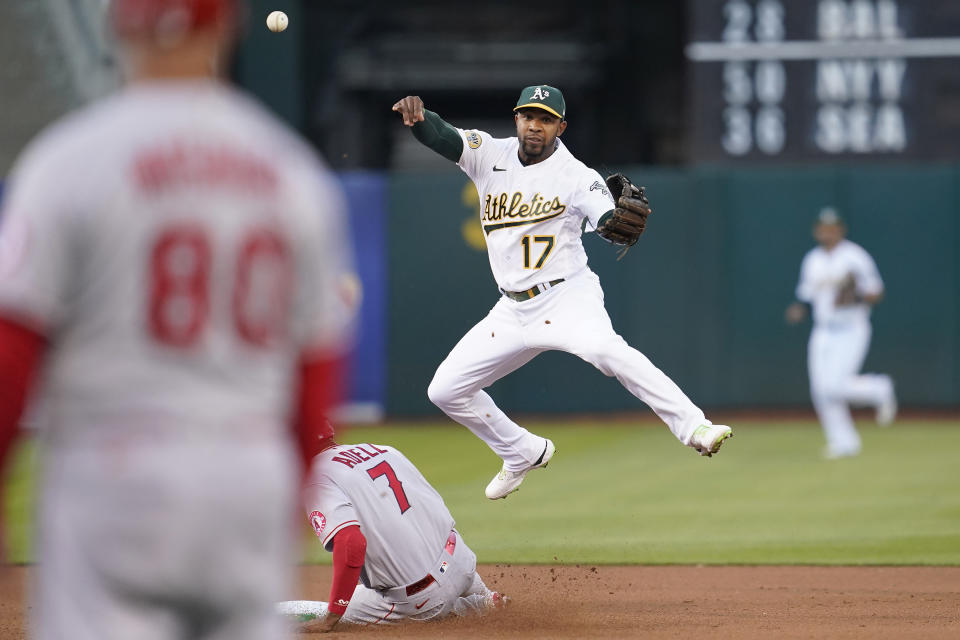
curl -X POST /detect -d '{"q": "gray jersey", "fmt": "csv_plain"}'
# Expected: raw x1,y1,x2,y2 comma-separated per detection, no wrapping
0,81,353,442
0,79,354,640
304,444,456,590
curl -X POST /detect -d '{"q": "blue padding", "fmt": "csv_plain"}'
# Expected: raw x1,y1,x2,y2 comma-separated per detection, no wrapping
337,172,387,410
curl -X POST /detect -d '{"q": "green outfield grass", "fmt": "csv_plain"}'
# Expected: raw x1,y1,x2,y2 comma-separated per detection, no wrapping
5,419,960,565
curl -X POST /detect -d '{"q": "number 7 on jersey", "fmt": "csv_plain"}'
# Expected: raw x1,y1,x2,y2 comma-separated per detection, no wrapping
367,461,411,513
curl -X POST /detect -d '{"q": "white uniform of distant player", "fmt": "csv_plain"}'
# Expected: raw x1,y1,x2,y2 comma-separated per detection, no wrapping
298,443,493,623
427,128,716,474
0,82,352,638
795,238,895,457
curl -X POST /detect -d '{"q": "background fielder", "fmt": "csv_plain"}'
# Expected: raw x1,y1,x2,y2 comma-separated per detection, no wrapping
392,86,733,500
0,1,353,638
786,208,897,458
284,431,502,633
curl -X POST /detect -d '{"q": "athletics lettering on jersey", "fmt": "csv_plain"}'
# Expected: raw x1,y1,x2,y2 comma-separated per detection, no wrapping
482,191,567,234
455,128,613,290
330,444,390,469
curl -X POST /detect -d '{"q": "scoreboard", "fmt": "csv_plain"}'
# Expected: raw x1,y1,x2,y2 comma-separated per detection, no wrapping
687,0,960,162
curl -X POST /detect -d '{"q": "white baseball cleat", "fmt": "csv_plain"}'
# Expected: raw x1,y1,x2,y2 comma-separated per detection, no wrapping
876,382,897,427
689,424,733,457
485,439,555,500
823,446,861,460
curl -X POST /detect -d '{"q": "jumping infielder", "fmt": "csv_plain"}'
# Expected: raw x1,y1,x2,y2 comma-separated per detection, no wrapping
0,1,353,638
279,433,503,633
392,86,733,500
786,208,896,458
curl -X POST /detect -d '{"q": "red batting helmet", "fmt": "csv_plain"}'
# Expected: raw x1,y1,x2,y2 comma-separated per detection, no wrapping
110,0,238,38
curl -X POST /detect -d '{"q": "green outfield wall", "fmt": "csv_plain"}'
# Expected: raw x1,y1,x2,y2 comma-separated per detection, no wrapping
387,165,960,415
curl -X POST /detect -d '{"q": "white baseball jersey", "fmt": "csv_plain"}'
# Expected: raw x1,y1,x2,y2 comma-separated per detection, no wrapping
0,80,353,439
304,443,456,590
456,130,613,292
795,239,883,328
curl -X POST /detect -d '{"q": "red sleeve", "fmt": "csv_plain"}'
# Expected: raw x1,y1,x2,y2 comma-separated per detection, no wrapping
0,315,45,560
0,316,44,472
292,354,345,471
327,524,366,616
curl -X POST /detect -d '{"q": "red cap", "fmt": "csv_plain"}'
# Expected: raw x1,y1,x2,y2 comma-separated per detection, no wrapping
110,0,237,37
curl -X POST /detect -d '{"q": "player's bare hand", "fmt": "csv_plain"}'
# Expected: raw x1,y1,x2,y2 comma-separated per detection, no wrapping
301,612,341,633
392,96,425,126
785,302,807,325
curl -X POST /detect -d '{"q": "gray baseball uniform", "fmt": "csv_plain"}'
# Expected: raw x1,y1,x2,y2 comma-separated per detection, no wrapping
0,80,352,640
299,443,495,624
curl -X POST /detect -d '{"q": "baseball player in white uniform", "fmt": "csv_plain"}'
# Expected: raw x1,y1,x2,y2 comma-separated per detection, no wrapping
0,1,354,638
786,208,897,458
278,435,503,633
391,87,733,500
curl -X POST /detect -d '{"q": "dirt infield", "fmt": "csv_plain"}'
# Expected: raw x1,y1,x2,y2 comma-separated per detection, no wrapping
2,564,958,638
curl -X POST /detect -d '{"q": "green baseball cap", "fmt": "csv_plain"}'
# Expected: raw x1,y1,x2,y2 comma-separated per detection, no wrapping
514,85,566,120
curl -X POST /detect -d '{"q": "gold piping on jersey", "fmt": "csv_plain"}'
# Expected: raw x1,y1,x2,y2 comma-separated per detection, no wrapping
482,191,567,235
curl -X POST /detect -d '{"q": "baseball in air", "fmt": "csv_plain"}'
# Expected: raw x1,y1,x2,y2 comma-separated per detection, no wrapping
266,11,289,33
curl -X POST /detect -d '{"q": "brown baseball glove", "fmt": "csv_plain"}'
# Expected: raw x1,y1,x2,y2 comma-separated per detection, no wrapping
596,173,651,247
835,273,859,306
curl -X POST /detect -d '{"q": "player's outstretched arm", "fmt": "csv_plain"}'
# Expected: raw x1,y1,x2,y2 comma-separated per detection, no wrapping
391,96,463,163
301,525,366,633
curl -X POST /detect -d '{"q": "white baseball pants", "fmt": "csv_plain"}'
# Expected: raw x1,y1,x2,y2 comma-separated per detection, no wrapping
808,322,894,456
428,270,709,471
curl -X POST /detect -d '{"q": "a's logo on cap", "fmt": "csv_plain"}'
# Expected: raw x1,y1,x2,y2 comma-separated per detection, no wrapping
532,87,550,100
309,511,326,537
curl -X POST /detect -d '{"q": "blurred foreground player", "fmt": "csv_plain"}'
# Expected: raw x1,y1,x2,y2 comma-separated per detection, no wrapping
786,208,896,458
0,1,353,638
279,433,504,633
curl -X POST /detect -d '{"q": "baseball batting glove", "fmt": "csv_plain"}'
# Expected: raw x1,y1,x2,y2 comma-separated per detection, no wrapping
596,173,651,255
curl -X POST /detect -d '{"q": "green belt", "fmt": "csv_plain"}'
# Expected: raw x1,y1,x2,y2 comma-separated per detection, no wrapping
501,278,565,302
